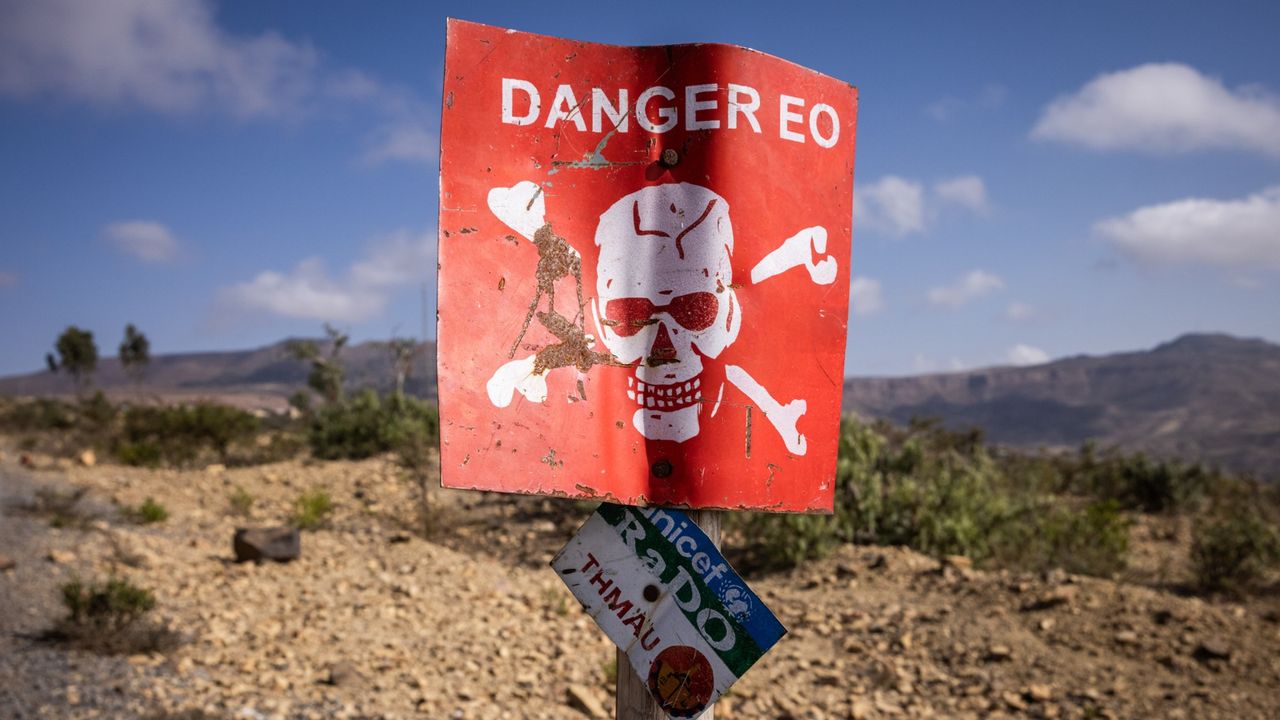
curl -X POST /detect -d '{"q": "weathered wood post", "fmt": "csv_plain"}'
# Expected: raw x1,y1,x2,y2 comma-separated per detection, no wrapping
615,509,721,720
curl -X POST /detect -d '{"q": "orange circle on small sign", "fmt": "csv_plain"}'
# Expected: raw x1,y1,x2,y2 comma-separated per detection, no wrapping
646,645,715,717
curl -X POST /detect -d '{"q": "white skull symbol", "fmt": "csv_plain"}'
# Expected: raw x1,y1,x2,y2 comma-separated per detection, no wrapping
592,183,742,442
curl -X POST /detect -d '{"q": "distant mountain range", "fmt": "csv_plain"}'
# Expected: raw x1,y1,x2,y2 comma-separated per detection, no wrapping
843,334,1280,480
0,339,438,409
2,333,1276,479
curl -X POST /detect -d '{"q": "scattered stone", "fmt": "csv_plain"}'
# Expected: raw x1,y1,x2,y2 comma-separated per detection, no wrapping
77,449,96,467
985,644,1013,662
47,549,76,564
1114,630,1139,646
205,463,226,475
565,683,606,718
324,661,365,687
0,553,14,571
1002,690,1028,711
866,553,887,571
1192,640,1231,663
1026,684,1053,702
233,527,301,563
849,698,875,720
1043,568,1068,585
943,555,973,571
1022,585,1077,611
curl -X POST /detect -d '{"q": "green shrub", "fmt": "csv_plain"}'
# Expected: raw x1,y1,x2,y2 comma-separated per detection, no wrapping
1191,511,1280,593
228,486,254,516
78,391,118,432
308,390,439,460
50,576,177,654
732,416,1133,577
737,512,845,571
114,441,162,467
0,397,78,431
62,576,155,629
991,500,1130,576
115,402,258,467
128,497,169,524
1065,447,1208,513
292,488,333,530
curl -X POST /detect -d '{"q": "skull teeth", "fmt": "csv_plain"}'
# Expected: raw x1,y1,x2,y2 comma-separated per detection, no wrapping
629,377,704,411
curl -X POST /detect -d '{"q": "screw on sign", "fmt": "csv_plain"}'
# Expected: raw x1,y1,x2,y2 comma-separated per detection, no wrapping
437,18,856,719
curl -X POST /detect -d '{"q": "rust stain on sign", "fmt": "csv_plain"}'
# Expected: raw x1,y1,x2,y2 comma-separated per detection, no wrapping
437,19,857,512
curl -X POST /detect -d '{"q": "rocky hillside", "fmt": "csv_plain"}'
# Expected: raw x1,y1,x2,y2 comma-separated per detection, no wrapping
1,448,1278,719
844,334,1280,480
0,340,438,407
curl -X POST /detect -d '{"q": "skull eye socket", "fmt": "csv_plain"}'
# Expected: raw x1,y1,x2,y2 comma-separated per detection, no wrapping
604,297,656,337
604,292,718,337
665,291,717,331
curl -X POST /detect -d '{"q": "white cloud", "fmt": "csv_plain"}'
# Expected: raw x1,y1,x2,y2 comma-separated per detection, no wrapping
856,174,990,236
219,228,436,322
0,0,317,118
927,84,1006,122
1007,344,1050,366
1005,301,1036,321
934,176,989,214
1031,63,1280,156
849,276,884,317
103,220,180,263
855,176,924,236
0,270,17,288
0,0,437,167
927,270,1004,308
1094,186,1280,269
361,123,438,166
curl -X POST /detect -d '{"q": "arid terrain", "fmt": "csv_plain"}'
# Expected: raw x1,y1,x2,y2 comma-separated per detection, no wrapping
2,441,1279,720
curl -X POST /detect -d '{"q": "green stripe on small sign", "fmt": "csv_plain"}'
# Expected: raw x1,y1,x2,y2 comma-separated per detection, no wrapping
596,504,765,677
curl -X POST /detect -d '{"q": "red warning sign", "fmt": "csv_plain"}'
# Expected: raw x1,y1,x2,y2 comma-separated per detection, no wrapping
437,19,858,512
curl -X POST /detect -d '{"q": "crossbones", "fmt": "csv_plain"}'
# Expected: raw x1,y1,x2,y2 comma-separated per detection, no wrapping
484,181,836,456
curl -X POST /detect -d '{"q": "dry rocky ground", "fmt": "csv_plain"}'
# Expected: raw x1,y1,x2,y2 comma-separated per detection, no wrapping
2,442,1279,719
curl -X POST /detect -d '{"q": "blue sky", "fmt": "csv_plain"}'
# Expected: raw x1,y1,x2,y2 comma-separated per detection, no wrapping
1,0,1278,377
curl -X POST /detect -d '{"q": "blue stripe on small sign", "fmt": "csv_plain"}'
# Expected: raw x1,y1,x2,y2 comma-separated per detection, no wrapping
634,506,786,649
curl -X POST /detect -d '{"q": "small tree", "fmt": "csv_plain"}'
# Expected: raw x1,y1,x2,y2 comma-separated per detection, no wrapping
286,323,348,404
50,326,99,393
388,336,419,399
118,324,151,384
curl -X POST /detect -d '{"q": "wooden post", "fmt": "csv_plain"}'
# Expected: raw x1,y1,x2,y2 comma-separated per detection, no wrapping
616,509,721,720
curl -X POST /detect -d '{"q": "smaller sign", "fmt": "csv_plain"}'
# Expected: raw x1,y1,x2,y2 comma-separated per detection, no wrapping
553,504,785,717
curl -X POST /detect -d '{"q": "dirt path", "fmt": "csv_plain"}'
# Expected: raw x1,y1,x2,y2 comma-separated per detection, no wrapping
1,450,1278,719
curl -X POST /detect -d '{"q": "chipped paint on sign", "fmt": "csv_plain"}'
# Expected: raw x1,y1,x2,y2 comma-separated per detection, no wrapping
438,19,858,512
553,503,784,717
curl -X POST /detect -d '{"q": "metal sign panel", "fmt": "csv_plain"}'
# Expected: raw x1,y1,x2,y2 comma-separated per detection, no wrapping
438,19,858,512
553,504,785,717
